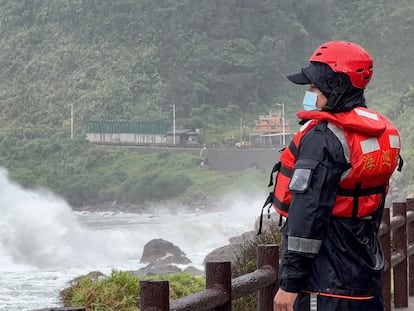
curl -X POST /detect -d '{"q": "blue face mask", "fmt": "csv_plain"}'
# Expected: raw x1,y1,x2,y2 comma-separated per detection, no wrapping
302,91,321,111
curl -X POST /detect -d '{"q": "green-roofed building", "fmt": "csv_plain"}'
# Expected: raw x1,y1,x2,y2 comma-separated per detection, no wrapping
85,120,200,147
85,120,169,145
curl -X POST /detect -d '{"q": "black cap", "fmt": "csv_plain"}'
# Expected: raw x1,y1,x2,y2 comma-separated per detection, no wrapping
287,62,323,85
287,71,311,84
287,62,340,97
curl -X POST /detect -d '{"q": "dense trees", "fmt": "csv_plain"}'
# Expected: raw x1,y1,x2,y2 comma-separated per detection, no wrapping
0,0,413,205
0,0,336,134
1,0,412,133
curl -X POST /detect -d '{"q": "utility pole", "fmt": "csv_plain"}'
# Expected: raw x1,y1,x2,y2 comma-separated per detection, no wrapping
171,104,176,146
275,103,285,145
240,116,243,141
69,103,74,139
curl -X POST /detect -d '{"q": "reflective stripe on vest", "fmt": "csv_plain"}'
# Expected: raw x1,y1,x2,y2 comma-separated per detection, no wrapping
288,236,322,254
270,111,400,219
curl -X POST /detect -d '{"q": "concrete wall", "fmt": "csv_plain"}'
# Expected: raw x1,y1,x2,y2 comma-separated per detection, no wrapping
203,148,281,171
113,145,282,172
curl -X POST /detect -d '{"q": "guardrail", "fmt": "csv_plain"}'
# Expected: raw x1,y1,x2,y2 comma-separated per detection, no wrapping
50,198,414,311
380,198,414,311
141,244,279,311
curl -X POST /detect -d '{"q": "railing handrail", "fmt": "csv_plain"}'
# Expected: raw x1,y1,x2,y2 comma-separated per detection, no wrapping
51,198,414,311
379,199,414,311
135,244,279,311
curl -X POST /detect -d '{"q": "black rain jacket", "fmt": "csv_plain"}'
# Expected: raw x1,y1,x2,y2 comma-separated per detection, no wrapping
278,121,385,298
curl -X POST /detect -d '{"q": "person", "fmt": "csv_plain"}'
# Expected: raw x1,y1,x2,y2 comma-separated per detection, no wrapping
269,41,403,310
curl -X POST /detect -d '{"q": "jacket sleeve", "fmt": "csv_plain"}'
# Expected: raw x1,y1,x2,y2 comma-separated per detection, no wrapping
278,123,347,292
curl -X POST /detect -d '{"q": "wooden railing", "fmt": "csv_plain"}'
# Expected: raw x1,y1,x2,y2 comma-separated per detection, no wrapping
140,244,279,311
380,198,414,311
51,198,414,311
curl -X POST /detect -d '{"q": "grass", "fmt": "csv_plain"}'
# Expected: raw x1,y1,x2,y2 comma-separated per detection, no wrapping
60,225,283,311
60,271,205,311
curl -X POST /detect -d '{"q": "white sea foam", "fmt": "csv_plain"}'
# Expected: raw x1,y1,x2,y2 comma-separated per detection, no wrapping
0,168,266,310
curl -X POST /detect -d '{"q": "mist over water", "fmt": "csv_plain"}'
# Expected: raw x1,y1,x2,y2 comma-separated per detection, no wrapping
0,168,267,310
0,168,137,270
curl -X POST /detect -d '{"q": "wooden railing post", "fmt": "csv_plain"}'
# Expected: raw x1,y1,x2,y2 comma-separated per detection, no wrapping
393,202,408,308
140,280,170,311
257,244,279,311
381,207,391,311
206,261,232,311
407,197,414,297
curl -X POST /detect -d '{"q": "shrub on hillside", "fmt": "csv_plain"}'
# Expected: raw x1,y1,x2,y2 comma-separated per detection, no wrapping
122,174,192,202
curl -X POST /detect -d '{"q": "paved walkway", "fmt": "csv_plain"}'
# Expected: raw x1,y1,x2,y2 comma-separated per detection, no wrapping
391,296,414,310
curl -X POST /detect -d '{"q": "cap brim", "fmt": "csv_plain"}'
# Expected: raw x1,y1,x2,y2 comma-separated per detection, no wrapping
287,71,311,85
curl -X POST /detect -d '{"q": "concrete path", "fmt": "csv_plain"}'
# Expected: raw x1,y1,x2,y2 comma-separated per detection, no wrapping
391,296,414,310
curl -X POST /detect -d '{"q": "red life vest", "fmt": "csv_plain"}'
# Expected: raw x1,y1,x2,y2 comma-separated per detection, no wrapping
271,107,401,219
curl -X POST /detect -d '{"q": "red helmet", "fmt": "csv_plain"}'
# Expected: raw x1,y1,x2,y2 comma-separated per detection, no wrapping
309,41,373,89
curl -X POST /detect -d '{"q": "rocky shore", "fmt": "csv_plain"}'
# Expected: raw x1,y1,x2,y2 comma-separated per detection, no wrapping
72,192,219,215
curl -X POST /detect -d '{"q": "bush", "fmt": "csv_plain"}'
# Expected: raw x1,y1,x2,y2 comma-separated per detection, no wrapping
60,270,205,311
231,225,283,311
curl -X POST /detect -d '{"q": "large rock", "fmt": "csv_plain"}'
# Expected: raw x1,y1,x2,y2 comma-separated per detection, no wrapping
203,244,241,266
228,231,256,245
203,230,258,267
254,212,284,233
134,261,182,277
133,261,203,277
136,239,203,277
140,239,192,265
70,271,106,284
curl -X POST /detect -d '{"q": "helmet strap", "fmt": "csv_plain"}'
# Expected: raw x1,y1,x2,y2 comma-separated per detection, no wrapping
324,86,348,112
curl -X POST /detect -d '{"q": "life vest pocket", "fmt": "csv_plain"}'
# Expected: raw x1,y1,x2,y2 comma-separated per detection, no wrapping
289,159,319,193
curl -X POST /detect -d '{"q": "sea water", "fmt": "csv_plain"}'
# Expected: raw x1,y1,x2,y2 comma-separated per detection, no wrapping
0,169,265,310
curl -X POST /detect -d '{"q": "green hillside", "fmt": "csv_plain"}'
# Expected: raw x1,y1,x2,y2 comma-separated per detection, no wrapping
0,0,413,206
